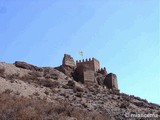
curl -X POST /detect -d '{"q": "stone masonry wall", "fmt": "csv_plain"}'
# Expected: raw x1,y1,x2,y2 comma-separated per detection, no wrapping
83,70,95,83
93,58,100,72
76,58,100,72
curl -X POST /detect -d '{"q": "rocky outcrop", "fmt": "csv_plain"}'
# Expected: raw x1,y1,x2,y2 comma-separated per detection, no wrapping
14,61,43,72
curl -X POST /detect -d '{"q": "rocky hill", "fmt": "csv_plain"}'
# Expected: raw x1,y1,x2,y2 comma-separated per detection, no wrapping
0,57,159,120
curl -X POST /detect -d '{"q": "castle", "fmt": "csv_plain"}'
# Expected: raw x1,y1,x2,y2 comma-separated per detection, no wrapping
60,54,118,90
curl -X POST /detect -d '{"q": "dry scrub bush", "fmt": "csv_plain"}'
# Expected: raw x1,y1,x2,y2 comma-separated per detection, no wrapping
62,80,75,89
20,73,60,88
0,93,108,120
20,74,38,81
3,89,12,94
0,67,5,74
20,71,44,82
39,79,60,88
29,71,43,78
0,66,20,80
5,74,15,80
44,73,58,80
0,67,5,78
16,107,41,120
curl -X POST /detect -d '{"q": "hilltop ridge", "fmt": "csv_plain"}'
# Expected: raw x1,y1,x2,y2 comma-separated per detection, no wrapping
0,54,159,120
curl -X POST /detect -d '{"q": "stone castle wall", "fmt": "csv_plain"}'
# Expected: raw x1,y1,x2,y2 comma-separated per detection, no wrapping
93,58,100,72
62,54,118,90
76,58,100,72
83,69,95,83
75,58,100,84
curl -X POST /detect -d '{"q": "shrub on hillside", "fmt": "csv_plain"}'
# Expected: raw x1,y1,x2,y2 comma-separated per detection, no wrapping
0,67,5,77
39,79,60,88
0,93,108,120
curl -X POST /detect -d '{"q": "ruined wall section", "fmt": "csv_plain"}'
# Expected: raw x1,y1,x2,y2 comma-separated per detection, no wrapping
62,54,75,67
97,67,107,75
112,74,118,89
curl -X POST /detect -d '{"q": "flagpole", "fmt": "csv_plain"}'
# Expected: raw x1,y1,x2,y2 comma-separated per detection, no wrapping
78,51,83,60
81,51,83,60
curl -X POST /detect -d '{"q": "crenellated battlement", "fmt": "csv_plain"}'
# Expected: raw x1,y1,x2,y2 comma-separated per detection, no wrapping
76,57,100,72
97,67,106,72
97,67,107,75
76,57,98,64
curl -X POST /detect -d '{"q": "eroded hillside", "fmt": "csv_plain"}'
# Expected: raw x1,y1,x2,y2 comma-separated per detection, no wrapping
0,61,159,120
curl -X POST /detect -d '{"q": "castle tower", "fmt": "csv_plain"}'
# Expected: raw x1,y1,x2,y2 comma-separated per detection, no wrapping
74,57,100,84
74,64,95,83
104,73,118,89
76,57,100,72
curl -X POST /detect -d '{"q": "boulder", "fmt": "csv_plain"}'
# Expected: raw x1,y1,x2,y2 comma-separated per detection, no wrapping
14,61,43,72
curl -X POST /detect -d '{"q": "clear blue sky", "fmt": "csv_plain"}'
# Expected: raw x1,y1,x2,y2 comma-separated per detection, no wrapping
0,0,159,104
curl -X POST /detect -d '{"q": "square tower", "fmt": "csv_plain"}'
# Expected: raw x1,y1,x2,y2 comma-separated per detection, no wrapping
75,58,100,84
76,58,100,72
